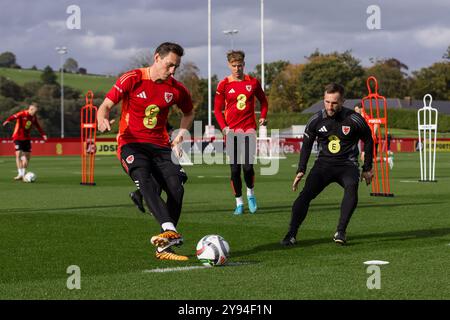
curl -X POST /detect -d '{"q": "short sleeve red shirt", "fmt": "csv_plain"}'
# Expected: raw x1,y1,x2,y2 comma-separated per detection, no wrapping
106,68,193,149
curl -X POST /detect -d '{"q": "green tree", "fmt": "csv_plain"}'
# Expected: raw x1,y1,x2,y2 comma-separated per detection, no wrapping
37,84,60,100
195,75,219,127
249,60,290,91
298,50,365,109
443,45,450,60
41,66,57,85
268,64,304,112
63,57,79,73
0,76,22,100
365,58,409,98
0,51,19,68
22,81,43,98
410,62,450,100
176,62,203,111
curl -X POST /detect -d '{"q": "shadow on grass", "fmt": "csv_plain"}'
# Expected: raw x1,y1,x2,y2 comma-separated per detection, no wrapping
231,227,450,258
253,200,446,215
1,204,134,214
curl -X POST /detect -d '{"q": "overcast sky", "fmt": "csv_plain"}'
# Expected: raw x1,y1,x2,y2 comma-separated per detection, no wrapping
1,0,449,79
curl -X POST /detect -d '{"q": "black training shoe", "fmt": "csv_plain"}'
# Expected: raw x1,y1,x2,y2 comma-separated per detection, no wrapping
280,232,297,246
130,190,145,213
333,231,347,245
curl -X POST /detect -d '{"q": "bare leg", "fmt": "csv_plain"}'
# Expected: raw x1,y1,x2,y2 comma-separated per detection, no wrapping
22,152,31,171
14,151,24,180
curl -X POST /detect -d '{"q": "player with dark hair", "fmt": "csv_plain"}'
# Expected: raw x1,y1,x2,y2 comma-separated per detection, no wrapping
2,102,47,181
97,42,195,261
281,83,374,246
214,50,268,215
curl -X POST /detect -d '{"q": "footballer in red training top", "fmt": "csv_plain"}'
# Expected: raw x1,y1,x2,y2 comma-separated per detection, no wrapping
214,50,268,216
105,67,193,154
97,42,195,262
2,102,47,180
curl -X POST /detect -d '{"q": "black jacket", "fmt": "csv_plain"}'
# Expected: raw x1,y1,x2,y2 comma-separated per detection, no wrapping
297,107,373,174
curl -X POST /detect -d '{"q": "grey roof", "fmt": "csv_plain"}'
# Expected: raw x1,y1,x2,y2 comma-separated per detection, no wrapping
302,98,450,114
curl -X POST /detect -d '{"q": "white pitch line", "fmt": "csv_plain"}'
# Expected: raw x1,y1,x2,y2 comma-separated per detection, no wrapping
363,260,389,265
143,262,250,273
143,265,210,273
400,180,419,183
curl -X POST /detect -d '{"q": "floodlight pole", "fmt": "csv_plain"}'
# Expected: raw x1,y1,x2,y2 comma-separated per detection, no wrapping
223,29,239,50
261,0,265,91
56,46,68,138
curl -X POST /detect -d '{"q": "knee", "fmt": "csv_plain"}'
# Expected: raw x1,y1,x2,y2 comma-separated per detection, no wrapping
344,182,359,193
131,168,159,193
230,165,241,177
166,175,184,201
243,164,254,174
297,189,317,203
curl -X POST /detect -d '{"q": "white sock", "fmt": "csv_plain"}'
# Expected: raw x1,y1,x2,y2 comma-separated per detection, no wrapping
236,197,244,206
161,222,177,232
247,188,254,197
19,168,25,176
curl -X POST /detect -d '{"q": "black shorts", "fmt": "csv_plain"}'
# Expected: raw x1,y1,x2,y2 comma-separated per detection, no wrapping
120,143,187,184
14,140,31,152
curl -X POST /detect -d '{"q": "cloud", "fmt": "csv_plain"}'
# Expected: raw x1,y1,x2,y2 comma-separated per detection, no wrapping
414,26,450,48
0,0,449,77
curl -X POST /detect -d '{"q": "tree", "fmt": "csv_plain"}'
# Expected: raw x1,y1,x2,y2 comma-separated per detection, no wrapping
249,60,290,91
63,58,79,73
37,84,60,100
197,74,219,125
443,45,450,60
175,62,203,110
268,64,304,112
365,58,409,98
410,62,450,100
0,51,20,68
0,76,22,100
128,50,152,69
22,81,43,98
41,66,57,85
78,67,87,75
298,50,365,109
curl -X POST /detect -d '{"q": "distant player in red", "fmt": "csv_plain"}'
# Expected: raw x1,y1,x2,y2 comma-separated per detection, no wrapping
97,42,195,261
2,102,47,180
214,50,268,215
354,103,378,162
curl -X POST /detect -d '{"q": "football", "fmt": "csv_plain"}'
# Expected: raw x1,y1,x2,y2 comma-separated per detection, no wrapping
196,234,230,266
23,172,37,183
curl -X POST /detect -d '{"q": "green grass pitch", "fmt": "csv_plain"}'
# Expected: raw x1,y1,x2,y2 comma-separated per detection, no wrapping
0,153,449,299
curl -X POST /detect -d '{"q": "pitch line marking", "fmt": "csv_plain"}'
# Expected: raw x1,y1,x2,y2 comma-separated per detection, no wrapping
144,266,210,273
143,262,251,273
363,260,389,265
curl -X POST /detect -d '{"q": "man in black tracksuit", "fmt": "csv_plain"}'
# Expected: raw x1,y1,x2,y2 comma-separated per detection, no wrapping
281,83,374,246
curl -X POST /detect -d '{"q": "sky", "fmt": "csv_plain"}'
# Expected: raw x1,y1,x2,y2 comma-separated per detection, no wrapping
1,0,449,79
